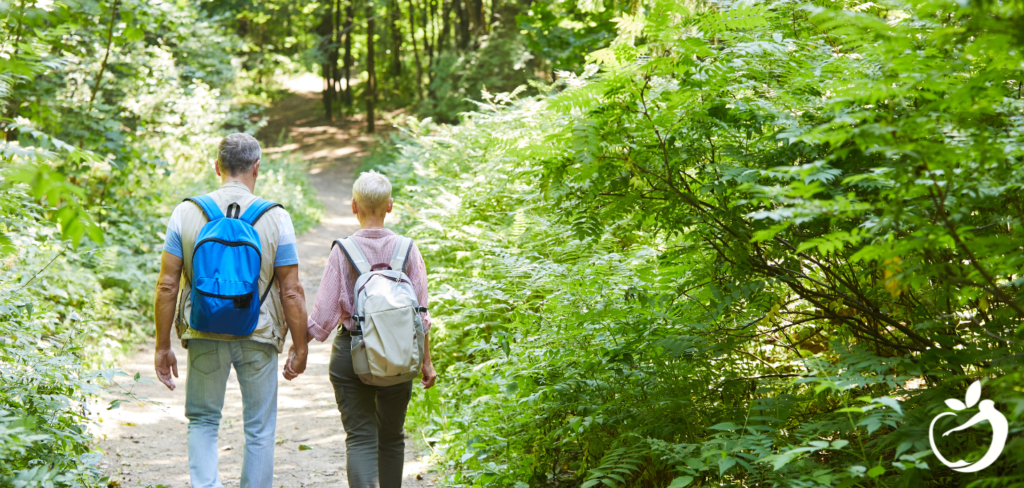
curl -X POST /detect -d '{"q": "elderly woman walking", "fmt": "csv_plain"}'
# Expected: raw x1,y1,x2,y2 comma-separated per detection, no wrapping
290,170,437,488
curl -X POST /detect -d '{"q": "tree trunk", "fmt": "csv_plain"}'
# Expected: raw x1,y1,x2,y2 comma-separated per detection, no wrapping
471,0,485,36
490,0,500,25
318,5,335,121
423,0,434,69
389,0,402,78
334,0,343,107
366,0,377,133
406,0,425,101
438,0,452,52
455,0,470,50
343,0,355,107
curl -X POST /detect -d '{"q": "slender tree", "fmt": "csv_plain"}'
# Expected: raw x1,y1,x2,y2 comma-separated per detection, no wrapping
343,0,355,107
366,0,377,133
455,0,470,50
389,0,402,79
317,6,335,120
423,0,434,70
88,0,120,110
490,0,500,24
471,0,484,36
438,0,452,53
406,0,425,101
334,0,343,108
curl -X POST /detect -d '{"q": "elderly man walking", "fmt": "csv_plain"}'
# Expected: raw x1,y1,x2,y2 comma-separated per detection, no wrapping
302,170,437,488
153,133,309,488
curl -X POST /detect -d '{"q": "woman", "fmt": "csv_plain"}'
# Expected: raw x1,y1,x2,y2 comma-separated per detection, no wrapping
289,170,437,487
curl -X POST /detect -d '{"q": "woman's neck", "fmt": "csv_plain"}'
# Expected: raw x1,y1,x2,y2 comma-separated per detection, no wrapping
358,216,387,229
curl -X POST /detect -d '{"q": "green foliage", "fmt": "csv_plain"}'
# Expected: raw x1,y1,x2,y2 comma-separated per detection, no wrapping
371,0,1024,485
422,25,534,123
0,0,322,483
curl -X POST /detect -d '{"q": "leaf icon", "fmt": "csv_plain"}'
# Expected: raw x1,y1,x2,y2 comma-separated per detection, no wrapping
965,381,982,408
945,399,967,411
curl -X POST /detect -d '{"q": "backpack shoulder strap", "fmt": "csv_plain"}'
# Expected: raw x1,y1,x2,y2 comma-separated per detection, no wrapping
240,198,283,226
390,236,414,273
333,237,371,276
184,195,224,221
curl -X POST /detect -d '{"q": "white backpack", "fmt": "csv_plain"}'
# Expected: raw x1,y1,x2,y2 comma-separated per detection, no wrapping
334,236,425,386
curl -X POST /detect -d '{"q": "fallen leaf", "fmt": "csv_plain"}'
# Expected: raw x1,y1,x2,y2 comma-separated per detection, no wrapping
298,444,313,451
220,446,233,451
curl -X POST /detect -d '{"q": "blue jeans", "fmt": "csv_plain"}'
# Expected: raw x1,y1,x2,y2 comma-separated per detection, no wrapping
185,339,279,488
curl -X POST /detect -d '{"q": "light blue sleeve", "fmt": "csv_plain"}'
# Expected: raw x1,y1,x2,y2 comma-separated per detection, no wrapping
163,206,184,258
274,210,299,267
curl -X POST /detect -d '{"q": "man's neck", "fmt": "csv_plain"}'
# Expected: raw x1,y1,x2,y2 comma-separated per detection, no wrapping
222,176,256,193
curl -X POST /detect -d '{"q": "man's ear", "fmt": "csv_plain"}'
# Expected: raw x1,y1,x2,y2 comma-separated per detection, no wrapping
252,159,260,178
214,160,222,177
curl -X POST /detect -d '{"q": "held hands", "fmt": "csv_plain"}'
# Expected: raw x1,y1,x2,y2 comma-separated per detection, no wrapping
421,358,437,389
283,343,308,381
154,347,178,391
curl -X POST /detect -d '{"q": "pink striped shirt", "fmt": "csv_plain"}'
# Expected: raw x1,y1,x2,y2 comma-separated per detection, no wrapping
307,228,432,342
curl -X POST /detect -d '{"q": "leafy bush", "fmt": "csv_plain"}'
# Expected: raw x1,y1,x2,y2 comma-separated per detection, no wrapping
0,0,321,483
371,0,1024,486
421,27,535,123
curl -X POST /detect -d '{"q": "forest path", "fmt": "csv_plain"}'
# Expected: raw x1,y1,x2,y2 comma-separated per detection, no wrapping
93,75,431,488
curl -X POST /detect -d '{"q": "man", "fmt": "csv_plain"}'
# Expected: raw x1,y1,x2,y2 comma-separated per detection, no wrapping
302,170,437,488
153,133,309,488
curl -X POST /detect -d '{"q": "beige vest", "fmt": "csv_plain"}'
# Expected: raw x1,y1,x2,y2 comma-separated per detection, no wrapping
173,182,291,351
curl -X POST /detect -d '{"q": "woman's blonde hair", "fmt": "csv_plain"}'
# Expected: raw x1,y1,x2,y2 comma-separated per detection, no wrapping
353,170,392,215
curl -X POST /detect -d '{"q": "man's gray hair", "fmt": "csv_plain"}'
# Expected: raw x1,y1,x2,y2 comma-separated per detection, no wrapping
218,133,262,176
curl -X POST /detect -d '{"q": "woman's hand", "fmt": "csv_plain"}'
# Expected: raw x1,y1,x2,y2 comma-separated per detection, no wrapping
421,359,437,389
284,343,308,381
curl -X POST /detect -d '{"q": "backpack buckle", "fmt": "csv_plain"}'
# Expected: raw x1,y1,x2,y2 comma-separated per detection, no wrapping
233,295,252,309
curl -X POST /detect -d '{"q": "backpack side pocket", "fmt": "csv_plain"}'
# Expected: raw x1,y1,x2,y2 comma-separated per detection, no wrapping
351,332,371,376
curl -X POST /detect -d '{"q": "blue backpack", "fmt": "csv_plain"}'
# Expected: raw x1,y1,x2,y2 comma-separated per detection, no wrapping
184,195,282,337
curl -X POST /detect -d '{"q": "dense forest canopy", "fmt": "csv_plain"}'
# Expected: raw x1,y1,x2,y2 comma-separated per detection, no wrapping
2,0,1024,486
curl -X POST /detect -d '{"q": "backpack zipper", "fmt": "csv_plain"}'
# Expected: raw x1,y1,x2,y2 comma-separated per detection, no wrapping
195,289,253,300
194,237,262,258
357,273,413,295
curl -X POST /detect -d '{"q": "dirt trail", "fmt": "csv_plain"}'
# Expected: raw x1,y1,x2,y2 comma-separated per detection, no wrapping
93,76,431,488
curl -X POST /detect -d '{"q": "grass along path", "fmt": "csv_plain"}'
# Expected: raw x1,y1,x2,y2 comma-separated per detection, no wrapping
92,77,433,488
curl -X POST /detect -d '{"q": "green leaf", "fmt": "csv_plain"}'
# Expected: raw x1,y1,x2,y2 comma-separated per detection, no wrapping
667,476,694,488
298,444,313,451
708,422,740,431
871,397,903,415
123,27,144,42
867,465,885,478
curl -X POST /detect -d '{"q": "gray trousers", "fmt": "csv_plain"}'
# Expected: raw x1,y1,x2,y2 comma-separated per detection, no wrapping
330,331,413,488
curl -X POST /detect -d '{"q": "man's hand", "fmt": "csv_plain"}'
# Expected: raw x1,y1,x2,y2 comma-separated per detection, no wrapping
155,347,178,390
283,343,308,381
154,251,183,391
276,264,308,381
421,358,437,389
